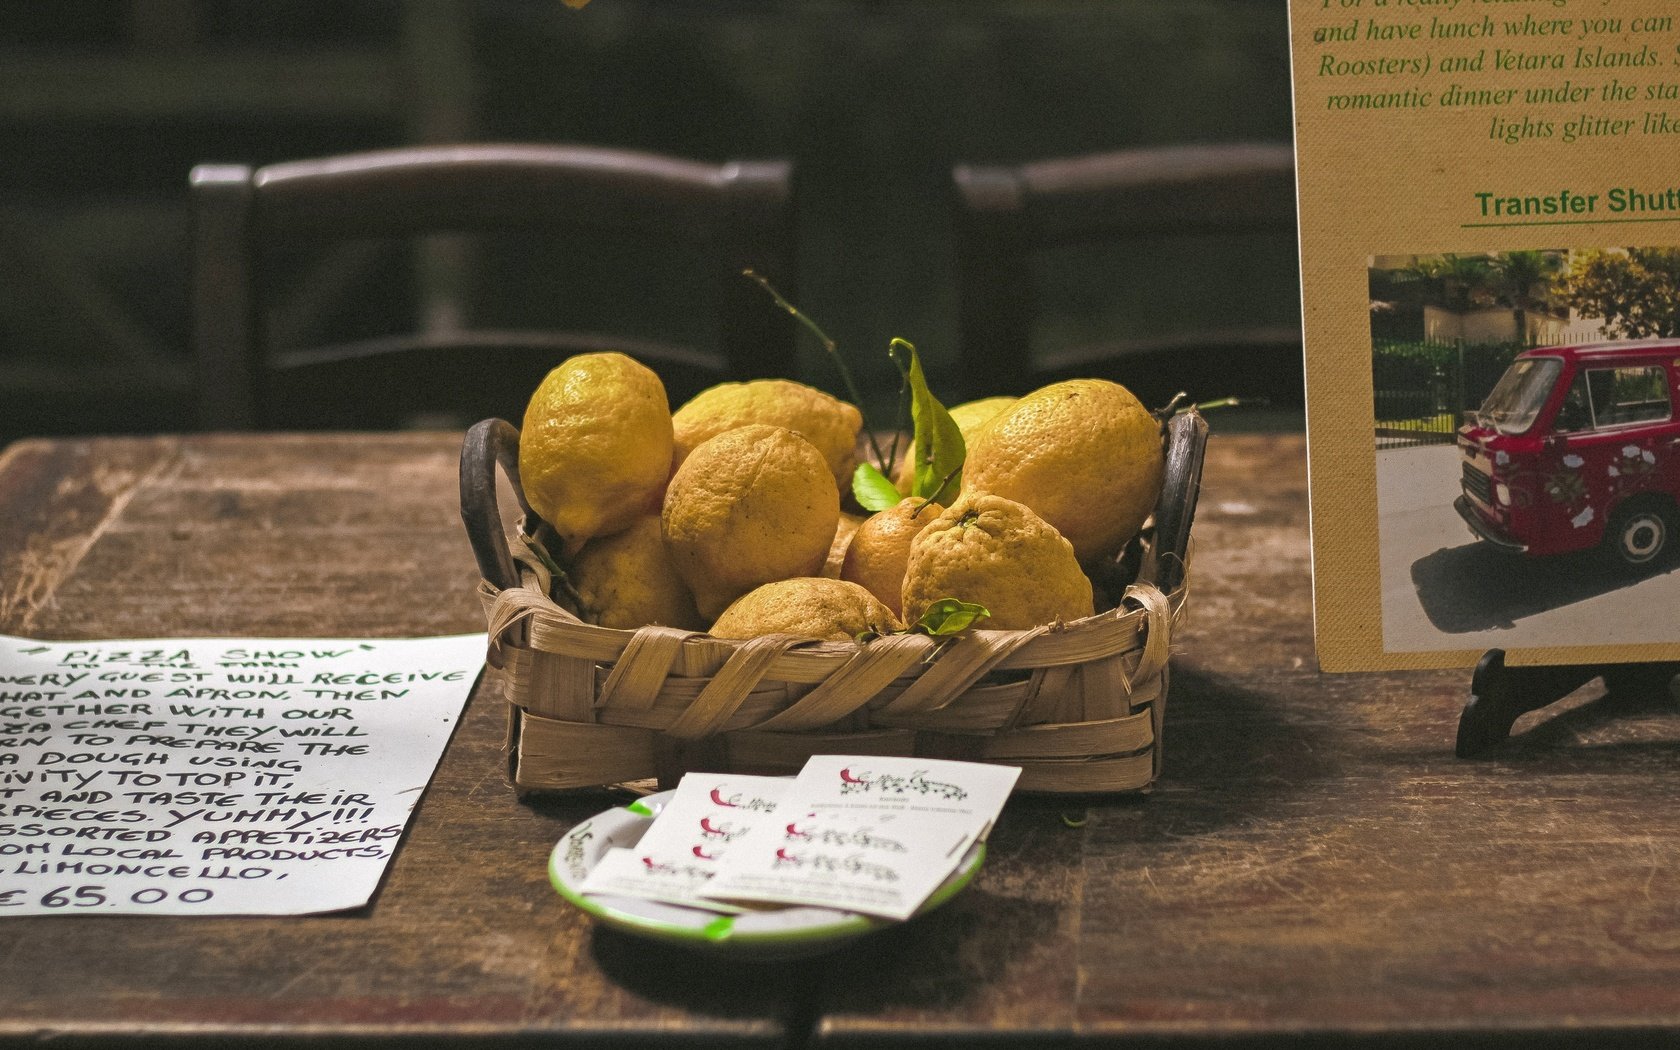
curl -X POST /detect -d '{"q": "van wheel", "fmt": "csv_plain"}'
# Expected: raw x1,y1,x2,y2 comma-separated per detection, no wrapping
1607,501,1673,568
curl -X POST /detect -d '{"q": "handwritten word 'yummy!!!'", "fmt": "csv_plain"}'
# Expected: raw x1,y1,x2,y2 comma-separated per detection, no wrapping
165,806,374,831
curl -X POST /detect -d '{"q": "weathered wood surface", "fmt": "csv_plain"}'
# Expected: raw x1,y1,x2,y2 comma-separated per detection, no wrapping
0,433,800,1047
5,431,1680,1048
810,432,1680,1048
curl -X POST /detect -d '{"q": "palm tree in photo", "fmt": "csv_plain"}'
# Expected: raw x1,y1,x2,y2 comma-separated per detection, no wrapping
1491,250,1563,344
1406,253,1497,313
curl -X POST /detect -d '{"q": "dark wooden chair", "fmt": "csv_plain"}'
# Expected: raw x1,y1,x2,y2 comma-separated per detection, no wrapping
952,143,1300,409
191,143,796,429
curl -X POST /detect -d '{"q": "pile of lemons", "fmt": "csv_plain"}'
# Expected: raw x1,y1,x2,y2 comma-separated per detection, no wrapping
517,352,1164,642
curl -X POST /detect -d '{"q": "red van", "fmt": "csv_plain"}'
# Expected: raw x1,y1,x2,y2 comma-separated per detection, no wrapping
1455,341,1680,568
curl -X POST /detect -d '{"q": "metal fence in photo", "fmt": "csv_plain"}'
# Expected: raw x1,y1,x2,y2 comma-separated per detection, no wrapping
1372,339,1527,450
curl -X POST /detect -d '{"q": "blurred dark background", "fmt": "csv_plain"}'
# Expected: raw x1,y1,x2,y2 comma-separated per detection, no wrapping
0,0,1295,445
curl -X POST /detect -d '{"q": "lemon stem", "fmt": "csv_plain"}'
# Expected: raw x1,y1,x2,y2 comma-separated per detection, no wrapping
527,535,588,615
1196,396,1252,411
1152,392,1254,422
924,463,961,507
1152,392,1191,421
744,270,891,472
884,377,911,485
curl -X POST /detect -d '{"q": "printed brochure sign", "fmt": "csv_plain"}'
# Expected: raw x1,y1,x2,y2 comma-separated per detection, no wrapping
1290,0,1680,669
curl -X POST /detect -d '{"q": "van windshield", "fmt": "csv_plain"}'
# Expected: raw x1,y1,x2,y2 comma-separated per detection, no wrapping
1478,357,1562,435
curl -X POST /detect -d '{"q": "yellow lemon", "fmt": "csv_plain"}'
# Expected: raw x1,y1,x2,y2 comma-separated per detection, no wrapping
662,424,840,619
671,379,862,489
841,498,943,617
569,514,704,631
901,492,1093,631
893,395,1017,494
711,578,901,642
961,379,1162,564
519,352,672,555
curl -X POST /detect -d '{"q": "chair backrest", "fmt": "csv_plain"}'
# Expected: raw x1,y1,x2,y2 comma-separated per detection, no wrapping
192,143,796,429
953,142,1299,409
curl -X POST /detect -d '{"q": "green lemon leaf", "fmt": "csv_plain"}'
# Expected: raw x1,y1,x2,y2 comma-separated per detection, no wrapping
914,598,991,636
891,338,965,502
852,462,905,511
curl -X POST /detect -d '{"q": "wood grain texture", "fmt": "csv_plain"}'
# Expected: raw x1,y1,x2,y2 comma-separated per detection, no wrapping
8,431,1680,1048
811,432,1680,1048
0,432,797,1047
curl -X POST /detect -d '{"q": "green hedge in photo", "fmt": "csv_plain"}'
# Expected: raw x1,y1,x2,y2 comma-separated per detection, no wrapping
1371,338,1529,424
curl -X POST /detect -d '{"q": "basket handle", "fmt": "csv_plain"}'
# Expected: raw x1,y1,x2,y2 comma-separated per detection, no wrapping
459,418,540,592
1152,410,1209,594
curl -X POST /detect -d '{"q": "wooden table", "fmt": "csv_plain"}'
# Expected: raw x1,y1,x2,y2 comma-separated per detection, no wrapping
2,430,1678,1047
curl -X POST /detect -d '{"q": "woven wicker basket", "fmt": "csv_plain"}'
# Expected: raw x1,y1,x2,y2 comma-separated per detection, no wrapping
460,410,1207,796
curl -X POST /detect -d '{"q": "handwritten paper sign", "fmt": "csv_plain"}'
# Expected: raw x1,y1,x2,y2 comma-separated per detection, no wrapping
0,633,483,916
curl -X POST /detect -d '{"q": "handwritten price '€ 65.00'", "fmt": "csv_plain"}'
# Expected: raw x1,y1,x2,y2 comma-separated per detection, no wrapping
0,883,215,909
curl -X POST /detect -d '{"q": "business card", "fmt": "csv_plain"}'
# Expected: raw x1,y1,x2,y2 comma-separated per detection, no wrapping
700,807,975,921
787,754,1021,840
576,774,789,911
577,757,1020,921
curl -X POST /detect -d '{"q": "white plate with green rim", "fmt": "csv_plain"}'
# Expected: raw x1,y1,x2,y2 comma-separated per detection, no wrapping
548,789,986,959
